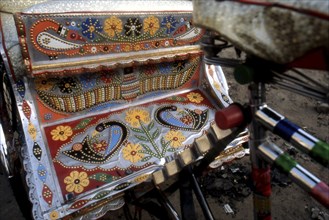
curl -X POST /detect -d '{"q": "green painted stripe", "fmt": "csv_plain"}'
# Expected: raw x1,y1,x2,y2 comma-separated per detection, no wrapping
274,153,297,173
310,141,329,166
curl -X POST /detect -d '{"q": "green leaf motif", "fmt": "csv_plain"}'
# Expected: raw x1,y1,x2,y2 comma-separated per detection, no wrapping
135,135,148,141
167,148,177,152
92,190,112,200
152,129,160,139
161,139,171,155
161,137,166,147
147,121,154,131
140,143,153,153
141,156,152,162
89,173,115,183
130,127,144,133
73,117,94,130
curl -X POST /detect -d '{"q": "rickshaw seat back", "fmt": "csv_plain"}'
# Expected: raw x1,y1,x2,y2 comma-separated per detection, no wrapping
0,1,249,219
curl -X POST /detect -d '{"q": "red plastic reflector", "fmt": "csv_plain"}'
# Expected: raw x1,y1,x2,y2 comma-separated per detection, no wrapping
215,104,244,129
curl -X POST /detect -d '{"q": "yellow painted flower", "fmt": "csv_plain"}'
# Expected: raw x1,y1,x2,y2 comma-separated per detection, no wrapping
122,143,144,163
143,16,160,36
164,130,186,148
104,16,123,37
123,44,131,52
125,108,150,128
34,77,55,91
49,210,59,220
134,44,141,51
187,92,204,103
51,125,73,141
28,122,37,141
64,171,90,194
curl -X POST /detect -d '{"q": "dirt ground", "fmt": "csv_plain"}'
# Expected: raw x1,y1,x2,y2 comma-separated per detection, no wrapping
206,65,329,220
0,53,328,220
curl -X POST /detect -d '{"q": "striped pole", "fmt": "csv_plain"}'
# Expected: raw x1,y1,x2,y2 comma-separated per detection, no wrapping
248,83,272,220
255,105,329,166
258,141,329,208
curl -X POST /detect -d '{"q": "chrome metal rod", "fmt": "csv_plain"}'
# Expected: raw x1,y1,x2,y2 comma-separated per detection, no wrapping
258,141,329,208
256,105,329,166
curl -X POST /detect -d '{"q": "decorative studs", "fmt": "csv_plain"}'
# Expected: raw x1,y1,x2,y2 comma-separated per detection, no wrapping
33,142,43,161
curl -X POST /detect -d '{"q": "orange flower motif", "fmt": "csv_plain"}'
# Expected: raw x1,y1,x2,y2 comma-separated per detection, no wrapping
123,44,131,52
93,140,108,152
64,171,90,194
143,16,160,36
104,16,123,37
164,130,186,148
122,143,144,163
125,108,150,128
51,125,73,141
49,211,59,220
187,92,204,103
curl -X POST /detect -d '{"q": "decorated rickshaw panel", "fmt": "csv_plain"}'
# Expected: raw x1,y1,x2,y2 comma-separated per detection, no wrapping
43,90,216,201
15,11,204,75
33,54,202,123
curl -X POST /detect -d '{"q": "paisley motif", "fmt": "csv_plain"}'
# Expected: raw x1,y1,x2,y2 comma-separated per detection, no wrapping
62,121,128,164
155,105,208,131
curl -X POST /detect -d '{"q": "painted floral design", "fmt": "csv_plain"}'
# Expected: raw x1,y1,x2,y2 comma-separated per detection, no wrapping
33,147,42,157
44,113,52,120
72,143,83,151
187,92,204,104
124,18,142,37
161,16,177,34
58,77,79,94
27,122,37,141
90,46,97,53
43,188,52,199
134,44,142,51
173,60,186,72
164,130,186,148
124,107,185,161
64,171,90,194
143,16,160,36
123,44,132,52
34,77,55,91
93,140,108,153
51,125,73,141
81,18,103,39
180,115,193,125
122,143,144,163
125,108,150,128
104,16,123,37
49,211,59,220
